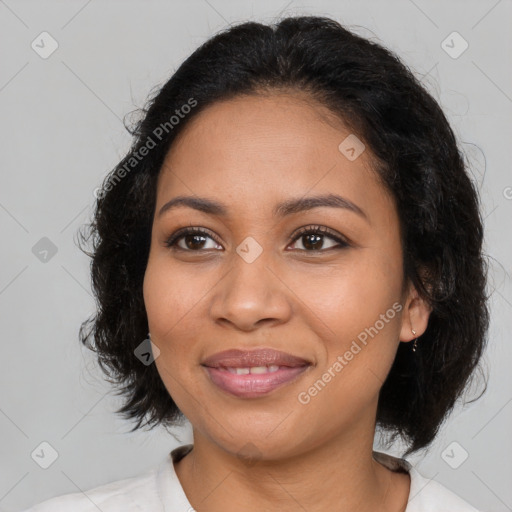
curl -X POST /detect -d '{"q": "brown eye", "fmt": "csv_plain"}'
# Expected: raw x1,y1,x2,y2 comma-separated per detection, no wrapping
165,228,223,251
289,226,349,252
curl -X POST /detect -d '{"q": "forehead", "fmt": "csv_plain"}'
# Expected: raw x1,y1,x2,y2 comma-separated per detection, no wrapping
156,92,393,221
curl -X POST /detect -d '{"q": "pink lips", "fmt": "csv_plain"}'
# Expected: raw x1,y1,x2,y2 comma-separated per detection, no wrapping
201,348,312,398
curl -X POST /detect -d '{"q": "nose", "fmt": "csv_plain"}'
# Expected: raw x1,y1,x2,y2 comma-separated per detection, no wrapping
208,248,293,332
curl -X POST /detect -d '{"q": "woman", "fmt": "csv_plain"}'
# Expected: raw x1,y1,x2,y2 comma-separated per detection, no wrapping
24,15,489,512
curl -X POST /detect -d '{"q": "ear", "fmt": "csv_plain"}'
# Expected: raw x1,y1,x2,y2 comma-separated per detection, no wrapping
399,279,433,344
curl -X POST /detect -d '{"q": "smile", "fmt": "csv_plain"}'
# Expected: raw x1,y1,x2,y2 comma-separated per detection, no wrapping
202,364,311,398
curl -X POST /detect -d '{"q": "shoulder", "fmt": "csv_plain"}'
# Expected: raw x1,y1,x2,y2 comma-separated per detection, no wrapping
372,451,480,512
407,467,481,512
21,466,161,512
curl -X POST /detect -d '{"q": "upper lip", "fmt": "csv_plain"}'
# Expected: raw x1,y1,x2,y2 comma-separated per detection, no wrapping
201,348,311,368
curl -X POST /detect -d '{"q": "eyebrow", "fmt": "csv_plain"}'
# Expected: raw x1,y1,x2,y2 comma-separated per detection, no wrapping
158,193,369,222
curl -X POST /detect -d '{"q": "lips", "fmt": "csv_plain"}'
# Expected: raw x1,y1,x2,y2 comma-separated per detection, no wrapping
201,348,311,369
201,348,312,398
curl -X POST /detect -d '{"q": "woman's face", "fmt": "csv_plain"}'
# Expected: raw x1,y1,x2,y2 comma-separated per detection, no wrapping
143,92,426,460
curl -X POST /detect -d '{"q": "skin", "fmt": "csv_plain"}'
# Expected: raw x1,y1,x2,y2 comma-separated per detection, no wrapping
143,91,432,512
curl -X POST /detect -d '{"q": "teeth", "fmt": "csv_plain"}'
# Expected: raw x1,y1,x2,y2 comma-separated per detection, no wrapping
225,365,281,375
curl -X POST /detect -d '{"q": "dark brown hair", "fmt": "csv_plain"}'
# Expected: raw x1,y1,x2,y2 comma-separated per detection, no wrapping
78,15,490,456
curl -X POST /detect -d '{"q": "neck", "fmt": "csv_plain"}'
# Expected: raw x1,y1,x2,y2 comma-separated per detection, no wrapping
173,417,410,512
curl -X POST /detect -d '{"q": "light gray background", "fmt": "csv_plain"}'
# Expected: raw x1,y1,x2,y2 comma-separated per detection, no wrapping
1,0,511,510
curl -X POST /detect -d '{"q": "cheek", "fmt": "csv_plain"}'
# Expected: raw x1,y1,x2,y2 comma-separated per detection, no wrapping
143,257,204,336
290,251,401,334
143,260,207,410
288,252,403,397
142,257,216,398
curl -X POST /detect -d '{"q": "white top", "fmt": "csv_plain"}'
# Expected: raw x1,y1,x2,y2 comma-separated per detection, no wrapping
22,444,480,511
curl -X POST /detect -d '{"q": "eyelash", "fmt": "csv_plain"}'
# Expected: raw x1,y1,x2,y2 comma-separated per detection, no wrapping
164,225,350,253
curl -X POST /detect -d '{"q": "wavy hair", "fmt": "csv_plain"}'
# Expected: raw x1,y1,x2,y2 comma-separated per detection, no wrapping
78,15,490,456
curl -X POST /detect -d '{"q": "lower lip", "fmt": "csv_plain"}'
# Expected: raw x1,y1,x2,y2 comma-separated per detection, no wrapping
202,365,310,398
